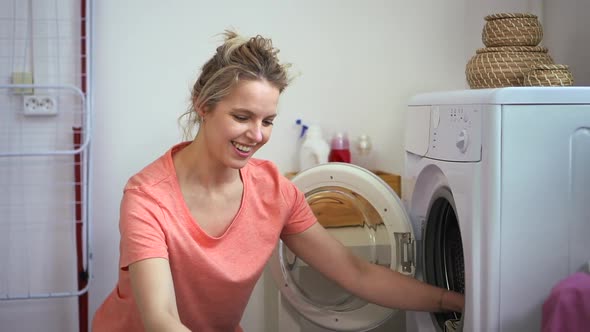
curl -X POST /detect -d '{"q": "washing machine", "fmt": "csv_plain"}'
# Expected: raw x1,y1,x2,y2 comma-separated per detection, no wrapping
269,87,590,332
403,87,590,331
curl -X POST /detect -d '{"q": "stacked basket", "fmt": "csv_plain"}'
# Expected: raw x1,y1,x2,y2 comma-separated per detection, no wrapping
466,13,573,88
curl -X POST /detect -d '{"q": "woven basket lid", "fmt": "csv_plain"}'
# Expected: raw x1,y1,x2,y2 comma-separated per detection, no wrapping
475,46,548,54
524,64,573,86
485,13,538,20
528,64,569,70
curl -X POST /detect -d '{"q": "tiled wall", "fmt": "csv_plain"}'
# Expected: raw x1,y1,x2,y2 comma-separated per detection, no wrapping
0,1,86,331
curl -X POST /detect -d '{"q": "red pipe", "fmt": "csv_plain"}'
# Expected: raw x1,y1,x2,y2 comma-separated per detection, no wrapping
73,127,87,332
75,1,88,331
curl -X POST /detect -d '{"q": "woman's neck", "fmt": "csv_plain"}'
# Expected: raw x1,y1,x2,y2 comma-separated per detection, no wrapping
173,139,240,190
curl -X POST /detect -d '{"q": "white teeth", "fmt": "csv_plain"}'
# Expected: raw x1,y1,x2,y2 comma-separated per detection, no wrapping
233,142,253,152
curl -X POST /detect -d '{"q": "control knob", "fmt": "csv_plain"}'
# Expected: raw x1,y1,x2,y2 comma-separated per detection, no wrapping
456,129,469,153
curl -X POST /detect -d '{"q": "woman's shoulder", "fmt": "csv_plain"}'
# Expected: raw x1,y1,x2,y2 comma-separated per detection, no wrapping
244,158,291,186
247,158,296,179
244,158,301,199
246,158,279,173
124,145,179,192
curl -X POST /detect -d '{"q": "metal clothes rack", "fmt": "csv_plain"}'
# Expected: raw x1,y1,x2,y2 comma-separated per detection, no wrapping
0,0,93,330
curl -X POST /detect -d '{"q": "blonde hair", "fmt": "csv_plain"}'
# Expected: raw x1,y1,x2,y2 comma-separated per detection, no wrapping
179,30,291,139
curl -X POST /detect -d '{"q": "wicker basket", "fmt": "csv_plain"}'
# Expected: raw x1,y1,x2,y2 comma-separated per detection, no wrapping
482,13,543,47
466,46,554,89
524,64,574,86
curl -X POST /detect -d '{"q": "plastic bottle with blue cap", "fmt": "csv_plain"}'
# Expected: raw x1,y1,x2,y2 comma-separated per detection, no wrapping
296,119,330,172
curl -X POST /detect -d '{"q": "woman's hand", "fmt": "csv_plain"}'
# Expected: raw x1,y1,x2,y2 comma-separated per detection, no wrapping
440,290,465,313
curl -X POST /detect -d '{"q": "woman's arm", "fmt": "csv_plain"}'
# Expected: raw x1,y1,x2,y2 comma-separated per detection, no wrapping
282,223,464,312
129,258,191,332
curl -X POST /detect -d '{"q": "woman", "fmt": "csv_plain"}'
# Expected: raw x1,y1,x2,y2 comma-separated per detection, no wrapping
92,30,464,332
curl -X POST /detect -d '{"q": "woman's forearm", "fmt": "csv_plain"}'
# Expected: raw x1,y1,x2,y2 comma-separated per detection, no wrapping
349,259,464,312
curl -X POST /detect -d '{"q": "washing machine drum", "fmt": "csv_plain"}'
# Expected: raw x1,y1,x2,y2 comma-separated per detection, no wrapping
270,163,415,332
422,187,464,328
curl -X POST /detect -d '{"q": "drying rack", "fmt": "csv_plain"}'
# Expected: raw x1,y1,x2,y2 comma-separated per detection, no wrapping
0,0,93,330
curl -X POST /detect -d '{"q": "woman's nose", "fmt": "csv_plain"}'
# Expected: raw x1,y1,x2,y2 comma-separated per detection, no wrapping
247,122,264,142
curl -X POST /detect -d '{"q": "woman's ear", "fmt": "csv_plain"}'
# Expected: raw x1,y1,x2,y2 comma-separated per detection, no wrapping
196,103,208,121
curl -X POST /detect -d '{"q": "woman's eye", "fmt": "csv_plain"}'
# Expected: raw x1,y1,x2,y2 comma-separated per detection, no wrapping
233,115,248,121
263,120,274,126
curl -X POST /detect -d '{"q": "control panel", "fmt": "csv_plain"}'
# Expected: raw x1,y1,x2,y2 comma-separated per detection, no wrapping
425,105,482,162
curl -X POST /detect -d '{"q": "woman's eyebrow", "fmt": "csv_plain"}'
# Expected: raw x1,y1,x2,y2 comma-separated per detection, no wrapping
231,108,254,114
232,108,277,118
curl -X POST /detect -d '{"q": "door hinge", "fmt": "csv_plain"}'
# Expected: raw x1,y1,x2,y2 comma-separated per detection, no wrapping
395,232,415,273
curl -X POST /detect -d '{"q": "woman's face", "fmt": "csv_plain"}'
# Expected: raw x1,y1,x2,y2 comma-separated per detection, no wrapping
199,79,280,169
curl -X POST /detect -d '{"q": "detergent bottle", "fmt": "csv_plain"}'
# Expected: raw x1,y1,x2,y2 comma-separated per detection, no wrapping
299,124,330,172
328,132,351,163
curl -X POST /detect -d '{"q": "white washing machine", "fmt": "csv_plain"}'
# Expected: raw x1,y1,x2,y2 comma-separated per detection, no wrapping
269,87,590,332
403,87,590,332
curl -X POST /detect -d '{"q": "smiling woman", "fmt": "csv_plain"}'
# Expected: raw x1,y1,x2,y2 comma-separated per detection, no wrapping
92,30,296,332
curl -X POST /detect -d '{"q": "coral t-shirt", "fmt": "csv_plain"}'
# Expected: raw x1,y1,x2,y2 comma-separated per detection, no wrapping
92,142,317,331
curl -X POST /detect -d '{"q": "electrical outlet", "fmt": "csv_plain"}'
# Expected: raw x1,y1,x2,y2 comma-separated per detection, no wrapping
23,95,58,116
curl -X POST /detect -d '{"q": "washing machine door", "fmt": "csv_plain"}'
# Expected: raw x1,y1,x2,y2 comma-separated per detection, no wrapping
270,163,415,331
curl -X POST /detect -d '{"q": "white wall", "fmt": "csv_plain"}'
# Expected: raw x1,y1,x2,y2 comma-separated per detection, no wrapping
90,2,543,332
543,0,590,85
0,0,82,331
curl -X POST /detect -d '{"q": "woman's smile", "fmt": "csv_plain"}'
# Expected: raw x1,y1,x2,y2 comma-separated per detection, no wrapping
232,141,255,156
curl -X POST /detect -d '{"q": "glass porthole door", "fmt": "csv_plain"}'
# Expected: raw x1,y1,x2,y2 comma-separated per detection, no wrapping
270,163,415,331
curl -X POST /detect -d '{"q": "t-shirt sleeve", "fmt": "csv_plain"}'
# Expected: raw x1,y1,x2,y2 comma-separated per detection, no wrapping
119,188,169,270
280,177,317,236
